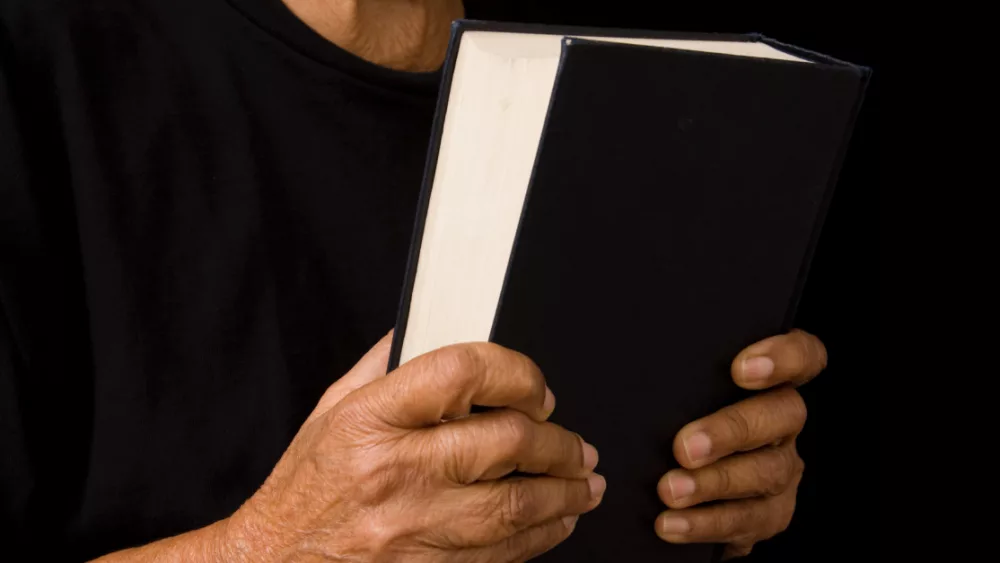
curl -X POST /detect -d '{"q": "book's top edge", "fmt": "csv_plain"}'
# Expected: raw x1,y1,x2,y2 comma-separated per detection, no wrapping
559,36,858,74
452,19,756,43
452,19,869,73
757,35,871,74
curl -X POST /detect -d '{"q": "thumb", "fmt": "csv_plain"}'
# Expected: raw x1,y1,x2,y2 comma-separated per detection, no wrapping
306,330,394,424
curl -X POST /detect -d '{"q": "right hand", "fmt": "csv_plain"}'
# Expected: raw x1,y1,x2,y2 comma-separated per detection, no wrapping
226,333,605,562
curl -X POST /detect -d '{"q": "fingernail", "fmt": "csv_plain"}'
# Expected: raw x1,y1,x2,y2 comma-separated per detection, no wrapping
562,515,579,530
659,516,690,536
667,473,696,501
582,440,599,471
742,356,774,383
588,474,607,500
683,432,712,464
542,386,556,416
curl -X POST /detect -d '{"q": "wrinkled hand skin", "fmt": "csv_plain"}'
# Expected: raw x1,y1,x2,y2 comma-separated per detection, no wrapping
655,330,828,559
225,333,605,562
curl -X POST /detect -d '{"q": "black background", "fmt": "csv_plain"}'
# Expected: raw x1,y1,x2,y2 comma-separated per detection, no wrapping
466,2,879,561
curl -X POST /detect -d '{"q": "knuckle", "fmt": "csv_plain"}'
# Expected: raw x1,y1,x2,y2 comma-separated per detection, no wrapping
718,506,746,537
350,454,406,505
357,516,401,555
784,446,804,477
352,452,385,481
432,344,482,383
507,349,545,397
721,407,752,445
321,403,350,433
500,483,535,533
783,390,808,429
761,450,793,495
322,398,372,438
778,452,799,491
710,464,734,497
733,503,764,539
437,430,471,483
500,411,534,455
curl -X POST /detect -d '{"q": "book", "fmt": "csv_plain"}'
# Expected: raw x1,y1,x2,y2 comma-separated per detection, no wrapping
387,20,869,562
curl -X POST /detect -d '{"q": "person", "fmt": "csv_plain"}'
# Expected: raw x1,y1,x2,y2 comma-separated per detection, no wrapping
0,0,830,560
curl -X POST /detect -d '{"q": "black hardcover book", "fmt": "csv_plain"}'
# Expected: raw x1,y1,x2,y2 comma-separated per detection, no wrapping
388,20,868,562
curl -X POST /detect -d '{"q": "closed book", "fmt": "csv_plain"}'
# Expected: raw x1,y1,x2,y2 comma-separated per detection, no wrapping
388,20,868,562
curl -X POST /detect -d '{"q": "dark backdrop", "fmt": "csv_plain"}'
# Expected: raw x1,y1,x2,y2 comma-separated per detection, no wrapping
464,3,880,561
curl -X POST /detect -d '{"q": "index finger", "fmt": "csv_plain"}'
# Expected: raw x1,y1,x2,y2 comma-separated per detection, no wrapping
350,342,554,429
731,329,827,390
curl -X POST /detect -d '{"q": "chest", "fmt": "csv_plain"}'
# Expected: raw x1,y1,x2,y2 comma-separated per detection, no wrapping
57,49,436,388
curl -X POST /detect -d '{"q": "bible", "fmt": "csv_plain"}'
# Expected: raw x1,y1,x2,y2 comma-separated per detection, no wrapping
387,20,869,562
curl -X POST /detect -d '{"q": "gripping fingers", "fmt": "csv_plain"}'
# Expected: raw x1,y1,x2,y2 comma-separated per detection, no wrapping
355,343,553,429
673,387,806,469
659,443,802,509
430,408,599,483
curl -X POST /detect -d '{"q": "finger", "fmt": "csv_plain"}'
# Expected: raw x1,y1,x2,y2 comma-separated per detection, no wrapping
655,494,790,545
429,408,598,483
305,330,393,424
353,342,554,429
674,387,806,469
731,329,827,390
658,442,802,509
442,475,604,547
461,517,579,563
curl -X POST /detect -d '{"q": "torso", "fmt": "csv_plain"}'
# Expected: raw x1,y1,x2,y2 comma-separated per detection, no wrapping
1,0,437,557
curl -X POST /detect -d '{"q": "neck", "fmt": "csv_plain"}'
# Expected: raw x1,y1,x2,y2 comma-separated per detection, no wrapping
281,0,464,72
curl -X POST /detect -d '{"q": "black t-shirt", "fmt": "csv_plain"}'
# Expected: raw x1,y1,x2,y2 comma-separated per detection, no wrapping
1,0,440,558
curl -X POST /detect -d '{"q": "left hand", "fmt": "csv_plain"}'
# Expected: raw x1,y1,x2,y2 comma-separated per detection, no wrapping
655,329,828,559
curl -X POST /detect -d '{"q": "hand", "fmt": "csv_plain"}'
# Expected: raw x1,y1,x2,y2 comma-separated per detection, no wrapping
226,333,605,562
655,329,827,559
